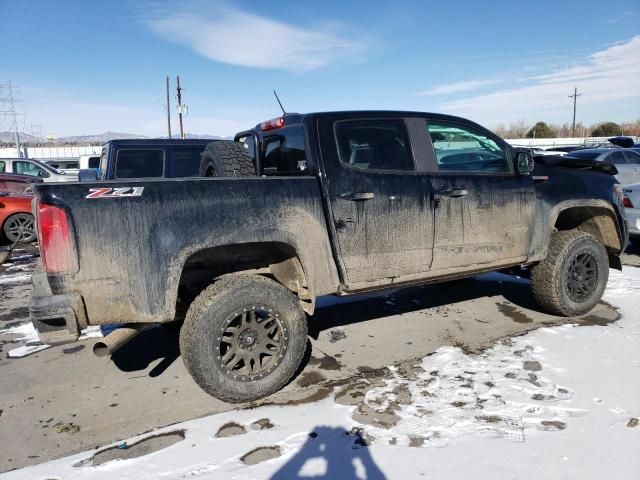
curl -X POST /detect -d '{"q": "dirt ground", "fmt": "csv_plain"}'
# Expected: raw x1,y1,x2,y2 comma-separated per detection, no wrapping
0,241,638,473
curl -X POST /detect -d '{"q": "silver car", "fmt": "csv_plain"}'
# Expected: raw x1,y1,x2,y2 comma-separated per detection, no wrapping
565,148,640,186
624,183,640,239
0,157,78,182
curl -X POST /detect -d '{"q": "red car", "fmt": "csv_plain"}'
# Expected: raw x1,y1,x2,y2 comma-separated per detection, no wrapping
0,173,42,195
0,192,36,243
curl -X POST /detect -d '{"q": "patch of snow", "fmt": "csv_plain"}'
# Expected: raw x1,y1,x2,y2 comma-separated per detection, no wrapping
3,268,640,479
0,272,31,285
1,322,104,358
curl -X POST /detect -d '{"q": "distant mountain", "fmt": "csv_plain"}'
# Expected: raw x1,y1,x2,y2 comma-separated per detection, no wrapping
56,132,148,143
1,131,226,144
0,131,43,143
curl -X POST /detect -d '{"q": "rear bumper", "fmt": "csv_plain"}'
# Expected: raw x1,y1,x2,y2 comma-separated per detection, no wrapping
626,207,640,237
29,270,83,345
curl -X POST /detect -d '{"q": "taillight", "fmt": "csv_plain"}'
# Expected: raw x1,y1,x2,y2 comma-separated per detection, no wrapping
37,202,75,273
260,117,284,131
623,197,634,208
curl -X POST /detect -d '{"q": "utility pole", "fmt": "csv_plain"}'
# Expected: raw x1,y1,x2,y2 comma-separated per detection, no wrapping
176,76,187,140
0,81,23,157
165,76,172,139
569,87,581,137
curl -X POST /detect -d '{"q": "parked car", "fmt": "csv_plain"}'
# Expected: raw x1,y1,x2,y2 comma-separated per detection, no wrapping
29,111,628,403
79,139,214,181
544,146,583,153
0,158,77,182
0,173,42,194
564,148,640,185
623,183,640,239
0,192,36,243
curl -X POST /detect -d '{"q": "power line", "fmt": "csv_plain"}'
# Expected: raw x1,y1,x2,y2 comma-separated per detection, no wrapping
569,87,582,137
0,81,24,156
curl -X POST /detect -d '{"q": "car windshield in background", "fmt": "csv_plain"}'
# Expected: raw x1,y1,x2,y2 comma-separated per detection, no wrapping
565,150,601,160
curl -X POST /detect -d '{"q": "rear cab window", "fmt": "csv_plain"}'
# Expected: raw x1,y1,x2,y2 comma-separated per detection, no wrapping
114,149,164,178
334,118,414,171
260,126,310,176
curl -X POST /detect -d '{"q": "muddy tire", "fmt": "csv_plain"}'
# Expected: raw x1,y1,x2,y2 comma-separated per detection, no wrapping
199,141,255,177
179,275,308,403
530,230,608,317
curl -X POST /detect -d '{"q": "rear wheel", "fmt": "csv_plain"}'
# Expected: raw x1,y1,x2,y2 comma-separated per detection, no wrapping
531,230,608,316
3,213,36,243
179,275,308,403
199,141,255,177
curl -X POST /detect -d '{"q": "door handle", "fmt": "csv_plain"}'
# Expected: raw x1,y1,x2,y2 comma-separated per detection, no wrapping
341,192,375,201
437,188,468,198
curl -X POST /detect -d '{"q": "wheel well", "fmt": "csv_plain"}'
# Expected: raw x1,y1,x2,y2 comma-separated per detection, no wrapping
554,206,622,253
175,242,312,318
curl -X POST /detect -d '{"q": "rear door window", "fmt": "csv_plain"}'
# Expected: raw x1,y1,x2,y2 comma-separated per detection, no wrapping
334,119,414,171
261,126,309,175
170,148,204,177
0,161,5,173
115,150,164,178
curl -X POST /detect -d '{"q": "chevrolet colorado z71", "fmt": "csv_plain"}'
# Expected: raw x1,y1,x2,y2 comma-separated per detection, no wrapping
29,111,629,402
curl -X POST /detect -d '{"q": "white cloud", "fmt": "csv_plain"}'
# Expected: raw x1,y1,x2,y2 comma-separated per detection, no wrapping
437,36,640,125
144,3,366,72
417,78,502,96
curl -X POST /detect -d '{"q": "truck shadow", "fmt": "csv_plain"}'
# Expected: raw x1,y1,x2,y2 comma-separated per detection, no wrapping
109,324,180,377
309,273,536,339
107,273,537,376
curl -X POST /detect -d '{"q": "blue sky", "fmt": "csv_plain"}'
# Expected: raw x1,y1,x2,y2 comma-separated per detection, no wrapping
1,0,638,137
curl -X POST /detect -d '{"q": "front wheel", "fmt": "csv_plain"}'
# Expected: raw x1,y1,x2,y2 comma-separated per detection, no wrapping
531,230,609,316
179,274,308,403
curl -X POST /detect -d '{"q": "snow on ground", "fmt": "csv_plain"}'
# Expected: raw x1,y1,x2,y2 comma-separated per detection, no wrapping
0,322,103,358
2,268,639,480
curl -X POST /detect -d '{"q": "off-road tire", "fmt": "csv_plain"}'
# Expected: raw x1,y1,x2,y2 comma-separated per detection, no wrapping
531,230,608,317
199,141,255,177
179,274,308,403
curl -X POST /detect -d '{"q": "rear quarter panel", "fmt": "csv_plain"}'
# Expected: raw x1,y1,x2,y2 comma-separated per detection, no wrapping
33,177,339,325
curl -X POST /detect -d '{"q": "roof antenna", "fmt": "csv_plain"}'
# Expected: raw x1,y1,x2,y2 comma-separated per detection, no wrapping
273,90,286,115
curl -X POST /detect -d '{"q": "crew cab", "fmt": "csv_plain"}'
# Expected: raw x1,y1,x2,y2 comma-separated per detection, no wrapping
29,111,628,403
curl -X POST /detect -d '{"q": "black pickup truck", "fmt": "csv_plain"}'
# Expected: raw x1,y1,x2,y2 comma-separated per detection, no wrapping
29,111,628,403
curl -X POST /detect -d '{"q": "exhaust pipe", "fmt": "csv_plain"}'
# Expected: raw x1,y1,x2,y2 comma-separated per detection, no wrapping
93,325,145,357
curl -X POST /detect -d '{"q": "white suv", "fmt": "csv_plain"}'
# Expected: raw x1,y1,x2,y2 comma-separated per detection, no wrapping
0,158,78,182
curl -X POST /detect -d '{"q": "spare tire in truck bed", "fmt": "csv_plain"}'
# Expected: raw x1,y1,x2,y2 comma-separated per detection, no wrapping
199,141,255,177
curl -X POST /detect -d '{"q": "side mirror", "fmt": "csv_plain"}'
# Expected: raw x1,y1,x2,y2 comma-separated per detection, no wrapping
514,149,535,175
78,168,98,182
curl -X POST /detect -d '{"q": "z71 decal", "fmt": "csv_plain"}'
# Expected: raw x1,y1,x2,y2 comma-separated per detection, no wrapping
86,187,145,199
